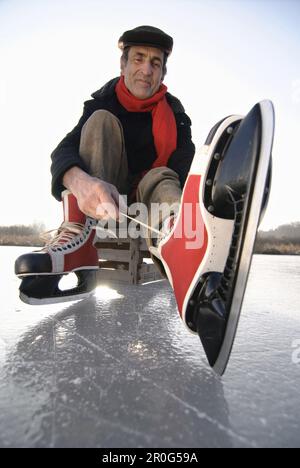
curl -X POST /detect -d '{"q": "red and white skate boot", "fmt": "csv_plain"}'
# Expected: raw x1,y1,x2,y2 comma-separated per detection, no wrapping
15,190,99,304
151,101,274,375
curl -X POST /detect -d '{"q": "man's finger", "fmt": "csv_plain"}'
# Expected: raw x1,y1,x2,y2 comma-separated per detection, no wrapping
118,194,128,223
95,203,110,220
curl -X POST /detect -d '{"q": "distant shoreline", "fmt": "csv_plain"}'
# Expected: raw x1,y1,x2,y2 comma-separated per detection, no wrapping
1,238,299,256
0,238,43,248
254,240,300,256
1,222,299,256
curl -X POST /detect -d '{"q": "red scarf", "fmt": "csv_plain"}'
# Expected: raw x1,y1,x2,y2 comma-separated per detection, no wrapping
115,76,177,169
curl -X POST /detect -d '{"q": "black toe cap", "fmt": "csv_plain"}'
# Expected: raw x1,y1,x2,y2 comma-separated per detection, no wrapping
15,252,52,276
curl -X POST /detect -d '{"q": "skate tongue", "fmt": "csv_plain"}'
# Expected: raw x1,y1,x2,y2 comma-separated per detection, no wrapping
63,191,86,224
152,215,176,247
42,222,85,247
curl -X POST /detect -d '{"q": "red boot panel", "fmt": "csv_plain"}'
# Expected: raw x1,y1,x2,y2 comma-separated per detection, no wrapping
161,175,208,316
64,232,99,271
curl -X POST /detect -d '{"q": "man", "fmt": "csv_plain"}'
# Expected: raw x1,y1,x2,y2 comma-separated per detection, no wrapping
15,26,274,374
15,25,195,300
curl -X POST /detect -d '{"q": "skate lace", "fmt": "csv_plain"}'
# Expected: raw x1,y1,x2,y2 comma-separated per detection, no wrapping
41,221,87,249
160,216,175,238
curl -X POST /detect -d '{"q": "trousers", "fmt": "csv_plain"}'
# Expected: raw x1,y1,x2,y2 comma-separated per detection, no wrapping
79,110,182,271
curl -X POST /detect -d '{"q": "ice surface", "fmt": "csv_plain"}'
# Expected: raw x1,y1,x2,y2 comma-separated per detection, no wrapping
0,247,300,448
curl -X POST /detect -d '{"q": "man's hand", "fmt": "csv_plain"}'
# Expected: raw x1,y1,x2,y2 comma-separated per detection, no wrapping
62,167,127,221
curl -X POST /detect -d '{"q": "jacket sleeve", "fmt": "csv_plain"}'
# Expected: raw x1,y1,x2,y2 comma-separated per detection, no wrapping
50,100,98,201
167,112,195,188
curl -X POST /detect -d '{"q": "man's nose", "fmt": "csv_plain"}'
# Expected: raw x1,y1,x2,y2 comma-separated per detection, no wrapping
141,61,153,76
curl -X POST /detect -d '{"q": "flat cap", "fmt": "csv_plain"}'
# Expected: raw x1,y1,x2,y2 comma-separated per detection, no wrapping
118,25,173,55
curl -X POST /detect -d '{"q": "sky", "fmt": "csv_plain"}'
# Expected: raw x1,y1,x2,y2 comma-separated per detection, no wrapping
0,0,300,231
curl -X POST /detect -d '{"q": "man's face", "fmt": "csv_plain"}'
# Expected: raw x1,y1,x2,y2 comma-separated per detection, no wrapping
121,46,164,100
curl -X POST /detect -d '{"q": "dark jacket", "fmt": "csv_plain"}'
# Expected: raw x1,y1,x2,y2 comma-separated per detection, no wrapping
51,77,195,201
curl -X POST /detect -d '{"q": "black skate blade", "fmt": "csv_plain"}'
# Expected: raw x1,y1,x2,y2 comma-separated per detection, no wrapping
192,100,275,375
19,270,98,305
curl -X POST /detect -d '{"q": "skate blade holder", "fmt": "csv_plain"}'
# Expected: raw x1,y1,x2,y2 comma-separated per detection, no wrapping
19,270,98,305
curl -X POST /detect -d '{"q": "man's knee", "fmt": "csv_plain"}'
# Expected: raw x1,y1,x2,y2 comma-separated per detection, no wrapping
82,110,121,133
139,167,180,192
137,166,181,205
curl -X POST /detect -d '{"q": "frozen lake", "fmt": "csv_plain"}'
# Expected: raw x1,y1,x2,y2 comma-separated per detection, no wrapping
0,246,300,447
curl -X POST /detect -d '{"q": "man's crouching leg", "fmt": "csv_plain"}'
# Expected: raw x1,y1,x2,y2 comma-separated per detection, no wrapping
136,167,182,276
79,110,130,195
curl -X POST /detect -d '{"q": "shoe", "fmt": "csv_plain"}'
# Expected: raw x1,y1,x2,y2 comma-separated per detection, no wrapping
152,101,274,375
15,190,98,304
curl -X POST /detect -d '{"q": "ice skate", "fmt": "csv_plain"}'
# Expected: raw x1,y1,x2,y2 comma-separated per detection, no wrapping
151,100,274,375
15,190,98,304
